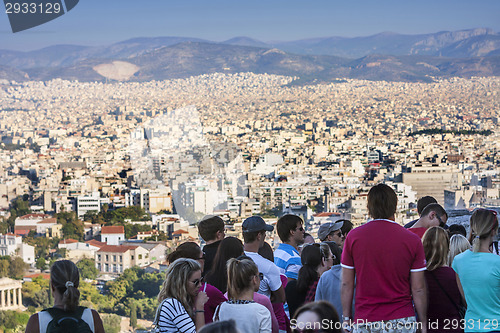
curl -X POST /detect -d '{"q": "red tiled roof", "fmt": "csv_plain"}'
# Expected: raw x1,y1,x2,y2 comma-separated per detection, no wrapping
97,245,138,253
59,239,78,245
313,212,341,217
85,239,106,248
174,229,189,234
14,229,30,236
38,218,57,224
101,226,125,234
18,213,50,219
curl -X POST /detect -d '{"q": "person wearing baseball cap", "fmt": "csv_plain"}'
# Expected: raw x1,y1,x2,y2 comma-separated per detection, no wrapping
318,220,345,248
242,216,286,304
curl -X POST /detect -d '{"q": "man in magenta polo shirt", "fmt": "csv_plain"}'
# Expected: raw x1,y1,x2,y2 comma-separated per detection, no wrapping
341,184,428,333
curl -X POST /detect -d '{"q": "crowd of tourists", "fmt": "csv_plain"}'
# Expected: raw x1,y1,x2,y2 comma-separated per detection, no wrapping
24,184,499,333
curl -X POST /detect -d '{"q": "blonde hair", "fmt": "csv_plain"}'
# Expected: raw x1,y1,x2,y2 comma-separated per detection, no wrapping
50,260,80,312
448,234,470,266
226,258,258,300
158,258,201,319
422,227,450,271
469,209,499,252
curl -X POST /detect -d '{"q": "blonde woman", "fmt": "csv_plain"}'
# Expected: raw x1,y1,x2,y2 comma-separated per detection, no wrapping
25,260,105,333
215,257,272,333
452,209,500,332
155,258,209,333
423,227,463,333
448,234,470,266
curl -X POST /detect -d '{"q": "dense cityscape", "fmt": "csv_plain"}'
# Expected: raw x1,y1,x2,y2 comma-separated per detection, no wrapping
0,73,499,331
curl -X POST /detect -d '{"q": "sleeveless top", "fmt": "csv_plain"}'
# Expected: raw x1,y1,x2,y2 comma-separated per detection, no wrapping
38,307,95,333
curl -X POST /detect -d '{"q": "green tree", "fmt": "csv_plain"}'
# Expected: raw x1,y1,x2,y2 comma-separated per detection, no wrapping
0,310,30,332
0,257,9,277
130,302,137,329
9,257,28,279
101,313,121,333
35,257,46,270
77,258,98,280
57,211,84,240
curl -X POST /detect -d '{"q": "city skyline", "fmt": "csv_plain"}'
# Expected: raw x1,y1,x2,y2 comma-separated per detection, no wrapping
0,0,499,51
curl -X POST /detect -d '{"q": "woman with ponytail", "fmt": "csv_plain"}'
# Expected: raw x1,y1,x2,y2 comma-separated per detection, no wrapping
25,260,105,333
215,257,271,333
452,209,500,332
285,243,333,318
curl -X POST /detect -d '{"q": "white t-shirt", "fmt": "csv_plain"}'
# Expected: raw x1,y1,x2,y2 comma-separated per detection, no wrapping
217,301,272,333
244,251,282,298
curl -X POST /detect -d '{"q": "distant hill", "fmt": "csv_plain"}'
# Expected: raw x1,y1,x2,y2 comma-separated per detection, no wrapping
272,28,500,58
0,29,499,84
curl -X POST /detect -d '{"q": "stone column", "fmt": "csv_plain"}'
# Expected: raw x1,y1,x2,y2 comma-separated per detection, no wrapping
1,289,5,308
18,288,22,308
6,288,11,307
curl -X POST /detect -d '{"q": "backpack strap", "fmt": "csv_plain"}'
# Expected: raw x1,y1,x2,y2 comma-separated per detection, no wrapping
46,306,86,324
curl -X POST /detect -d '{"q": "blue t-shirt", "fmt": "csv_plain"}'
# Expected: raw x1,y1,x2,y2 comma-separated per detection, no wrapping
452,250,500,332
274,243,301,280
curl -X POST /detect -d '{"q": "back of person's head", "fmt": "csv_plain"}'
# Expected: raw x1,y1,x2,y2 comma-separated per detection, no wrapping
469,209,499,252
50,260,80,312
421,203,447,220
293,301,341,333
226,257,259,300
422,227,450,271
297,244,328,292
339,220,353,237
198,215,225,242
199,320,240,333
367,184,397,219
323,241,341,266
277,214,303,243
448,234,471,266
242,230,263,244
158,258,201,317
303,233,315,244
258,241,274,262
167,242,201,263
205,237,244,293
417,196,438,215
448,224,467,237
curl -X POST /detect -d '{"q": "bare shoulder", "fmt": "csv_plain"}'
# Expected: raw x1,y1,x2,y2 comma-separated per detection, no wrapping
25,312,39,333
91,309,105,333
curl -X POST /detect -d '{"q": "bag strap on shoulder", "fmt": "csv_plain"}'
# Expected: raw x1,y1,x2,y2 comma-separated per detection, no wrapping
46,306,86,321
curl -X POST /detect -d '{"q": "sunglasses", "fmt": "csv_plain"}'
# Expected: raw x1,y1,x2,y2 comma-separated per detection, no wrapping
296,226,305,232
332,231,343,238
190,278,203,286
436,215,447,228
259,273,264,281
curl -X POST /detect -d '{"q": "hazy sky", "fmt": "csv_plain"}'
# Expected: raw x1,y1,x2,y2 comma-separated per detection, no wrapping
1,0,499,51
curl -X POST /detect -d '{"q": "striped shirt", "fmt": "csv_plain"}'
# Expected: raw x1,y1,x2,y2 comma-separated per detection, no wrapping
157,298,196,333
274,243,301,280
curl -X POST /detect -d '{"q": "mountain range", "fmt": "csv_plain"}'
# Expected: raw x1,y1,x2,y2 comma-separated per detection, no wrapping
0,28,499,84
